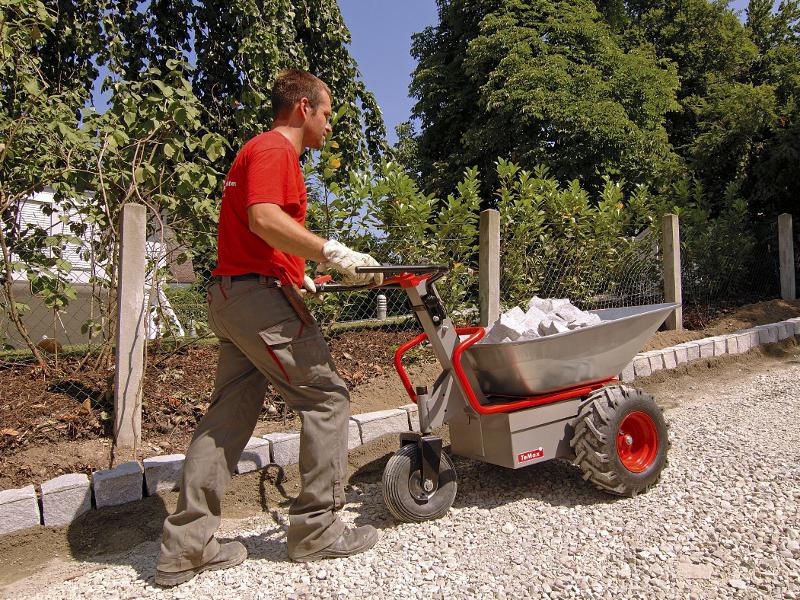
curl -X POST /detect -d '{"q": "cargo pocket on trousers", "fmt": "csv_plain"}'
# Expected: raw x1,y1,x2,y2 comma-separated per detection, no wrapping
258,319,329,386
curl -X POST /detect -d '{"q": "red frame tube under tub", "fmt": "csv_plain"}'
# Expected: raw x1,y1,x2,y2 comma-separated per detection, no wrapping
394,326,616,415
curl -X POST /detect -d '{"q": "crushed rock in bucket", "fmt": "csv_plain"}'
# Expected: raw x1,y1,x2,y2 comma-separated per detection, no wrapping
479,297,602,344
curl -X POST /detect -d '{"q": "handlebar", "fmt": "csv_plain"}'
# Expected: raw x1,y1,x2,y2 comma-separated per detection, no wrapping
316,264,450,292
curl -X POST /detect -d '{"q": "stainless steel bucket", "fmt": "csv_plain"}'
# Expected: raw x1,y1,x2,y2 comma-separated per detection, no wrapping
464,303,678,396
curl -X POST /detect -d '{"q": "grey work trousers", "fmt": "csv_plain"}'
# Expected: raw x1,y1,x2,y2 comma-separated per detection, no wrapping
157,278,350,570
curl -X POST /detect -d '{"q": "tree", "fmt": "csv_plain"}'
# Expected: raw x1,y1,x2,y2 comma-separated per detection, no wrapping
741,0,800,217
0,0,92,368
391,121,423,181
36,0,386,174
409,0,682,198
618,0,763,204
172,0,386,170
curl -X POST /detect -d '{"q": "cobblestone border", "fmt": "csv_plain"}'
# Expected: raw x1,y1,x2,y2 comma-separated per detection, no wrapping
2,317,798,536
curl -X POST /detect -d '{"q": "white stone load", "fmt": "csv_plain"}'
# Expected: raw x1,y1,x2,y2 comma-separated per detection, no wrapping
478,296,603,344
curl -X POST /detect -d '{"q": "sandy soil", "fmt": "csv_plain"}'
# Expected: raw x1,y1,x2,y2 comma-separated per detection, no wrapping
642,298,800,351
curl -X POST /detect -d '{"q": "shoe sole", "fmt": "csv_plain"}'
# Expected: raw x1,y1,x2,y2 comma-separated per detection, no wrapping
291,530,379,563
154,545,248,587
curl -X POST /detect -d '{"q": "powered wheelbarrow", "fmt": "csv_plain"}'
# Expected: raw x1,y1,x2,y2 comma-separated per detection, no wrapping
318,265,676,522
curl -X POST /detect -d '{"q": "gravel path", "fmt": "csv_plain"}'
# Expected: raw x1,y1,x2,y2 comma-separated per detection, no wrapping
14,363,800,600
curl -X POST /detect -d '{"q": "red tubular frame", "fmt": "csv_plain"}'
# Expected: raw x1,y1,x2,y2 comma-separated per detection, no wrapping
394,326,616,415
383,273,434,288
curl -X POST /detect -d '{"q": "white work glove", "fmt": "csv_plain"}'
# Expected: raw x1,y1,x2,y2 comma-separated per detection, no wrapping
320,240,384,286
299,274,316,295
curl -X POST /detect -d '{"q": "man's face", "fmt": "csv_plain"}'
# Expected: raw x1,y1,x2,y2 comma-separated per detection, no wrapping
302,91,333,150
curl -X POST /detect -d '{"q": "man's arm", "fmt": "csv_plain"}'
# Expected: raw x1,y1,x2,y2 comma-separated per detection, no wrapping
248,203,326,263
248,202,384,286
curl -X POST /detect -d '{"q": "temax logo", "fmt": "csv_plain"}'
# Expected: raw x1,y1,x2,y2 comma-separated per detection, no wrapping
517,447,544,464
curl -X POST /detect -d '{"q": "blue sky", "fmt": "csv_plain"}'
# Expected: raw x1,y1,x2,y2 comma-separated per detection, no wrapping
337,1,439,145
338,0,754,146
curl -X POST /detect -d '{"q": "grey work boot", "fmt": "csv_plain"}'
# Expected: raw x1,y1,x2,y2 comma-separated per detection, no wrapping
291,525,379,562
154,541,248,587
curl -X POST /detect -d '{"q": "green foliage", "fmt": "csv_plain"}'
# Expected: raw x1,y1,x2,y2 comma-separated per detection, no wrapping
689,82,777,192
5,0,796,363
367,161,481,313
390,121,423,182
301,118,481,324
1,0,390,358
409,0,682,197
163,284,209,336
0,0,95,360
626,0,759,152
99,0,388,171
667,179,762,301
494,159,660,309
406,0,800,230
609,0,800,218
740,0,800,217
86,57,227,227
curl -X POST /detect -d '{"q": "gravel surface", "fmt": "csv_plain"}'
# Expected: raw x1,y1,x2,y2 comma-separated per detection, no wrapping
11,363,800,600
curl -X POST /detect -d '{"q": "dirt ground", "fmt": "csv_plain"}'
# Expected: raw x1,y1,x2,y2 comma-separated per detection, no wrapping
0,329,433,489
1,335,798,592
0,299,798,490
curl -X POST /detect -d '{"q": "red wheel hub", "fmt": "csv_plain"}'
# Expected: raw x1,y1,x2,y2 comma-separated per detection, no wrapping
617,411,659,473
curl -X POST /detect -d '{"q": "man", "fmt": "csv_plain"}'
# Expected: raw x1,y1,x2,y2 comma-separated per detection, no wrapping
155,70,383,587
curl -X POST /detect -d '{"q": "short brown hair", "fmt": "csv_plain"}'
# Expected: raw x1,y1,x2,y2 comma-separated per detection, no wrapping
271,70,332,117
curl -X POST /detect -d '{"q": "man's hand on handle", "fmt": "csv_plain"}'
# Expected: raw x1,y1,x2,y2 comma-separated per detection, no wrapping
301,274,317,294
319,240,384,286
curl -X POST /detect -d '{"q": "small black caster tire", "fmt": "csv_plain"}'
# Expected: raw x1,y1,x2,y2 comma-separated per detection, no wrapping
382,444,458,522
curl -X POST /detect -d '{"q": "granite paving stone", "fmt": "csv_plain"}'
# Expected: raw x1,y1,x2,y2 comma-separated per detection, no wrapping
263,432,301,466
351,409,411,444
756,324,779,345
673,346,689,364
41,474,91,527
711,336,728,356
348,420,362,450
236,439,270,474
621,362,636,383
0,485,40,535
685,342,701,361
633,355,651,377
647,352,665,372
92,461,143,508
143,454,185,494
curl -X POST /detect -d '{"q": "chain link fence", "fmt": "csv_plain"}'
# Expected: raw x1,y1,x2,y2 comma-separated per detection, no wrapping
151,224,479,425
498,224,664,315
681,220,781,328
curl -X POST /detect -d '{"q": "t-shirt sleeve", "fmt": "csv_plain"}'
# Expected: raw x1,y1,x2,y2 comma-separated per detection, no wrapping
245,147,302,208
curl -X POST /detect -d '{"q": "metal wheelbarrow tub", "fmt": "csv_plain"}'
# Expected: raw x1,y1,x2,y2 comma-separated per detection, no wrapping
464,303,679,397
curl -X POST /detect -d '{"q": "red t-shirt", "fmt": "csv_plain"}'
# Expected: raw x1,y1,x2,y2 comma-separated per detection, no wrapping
211,130,307,286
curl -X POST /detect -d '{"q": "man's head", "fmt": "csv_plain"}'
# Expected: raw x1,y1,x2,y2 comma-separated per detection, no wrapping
271,70,332,149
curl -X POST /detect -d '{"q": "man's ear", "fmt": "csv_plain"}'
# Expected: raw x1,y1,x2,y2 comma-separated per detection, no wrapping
299,97,311,119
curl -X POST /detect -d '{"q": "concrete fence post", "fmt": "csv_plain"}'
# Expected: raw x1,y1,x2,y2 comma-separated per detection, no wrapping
662,214,683,331
114,203,147,450
778,213,796,301
479,209,500,327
